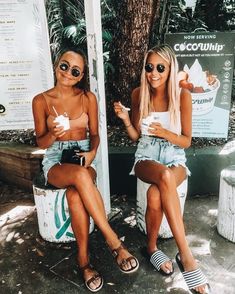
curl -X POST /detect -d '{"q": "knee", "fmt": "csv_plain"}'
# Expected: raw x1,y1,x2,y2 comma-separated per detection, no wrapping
73,166,93,186
158,169,174,190
146,185,161,212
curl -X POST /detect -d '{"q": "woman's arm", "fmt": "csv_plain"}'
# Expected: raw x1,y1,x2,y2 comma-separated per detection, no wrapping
32,94,57,149
113,87,141,142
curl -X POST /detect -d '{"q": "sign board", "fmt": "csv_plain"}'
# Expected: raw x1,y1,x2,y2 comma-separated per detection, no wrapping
165,32,235,138
0,0,53,130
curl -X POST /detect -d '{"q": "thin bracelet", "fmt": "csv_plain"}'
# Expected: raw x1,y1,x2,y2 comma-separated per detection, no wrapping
125,123,132,128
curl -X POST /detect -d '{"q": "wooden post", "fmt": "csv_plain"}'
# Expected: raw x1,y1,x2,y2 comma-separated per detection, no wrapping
217,165,235,243
84,1,110,213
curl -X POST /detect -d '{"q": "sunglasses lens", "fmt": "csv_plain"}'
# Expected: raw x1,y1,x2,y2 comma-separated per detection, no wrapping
145,64,153,73
157,64,165,73
71,68,80,77
59,63,69,71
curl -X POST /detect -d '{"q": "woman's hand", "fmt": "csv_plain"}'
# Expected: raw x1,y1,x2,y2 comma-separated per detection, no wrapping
114,100,140,142
79,150,96,168
50,123,66,138
113,101,130,121
148,122,167,139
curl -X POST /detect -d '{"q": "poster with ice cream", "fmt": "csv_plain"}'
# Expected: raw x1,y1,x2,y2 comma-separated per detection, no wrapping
179,59,220,115
165,32,235,138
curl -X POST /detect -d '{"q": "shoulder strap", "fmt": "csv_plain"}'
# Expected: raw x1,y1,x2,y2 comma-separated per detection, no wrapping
81,92,86,113
42,93,53,115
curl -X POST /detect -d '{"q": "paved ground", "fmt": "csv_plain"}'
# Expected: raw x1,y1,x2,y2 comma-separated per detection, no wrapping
0,181,235,294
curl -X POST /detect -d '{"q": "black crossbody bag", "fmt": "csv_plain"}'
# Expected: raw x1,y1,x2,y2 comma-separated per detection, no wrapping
61,147,85,166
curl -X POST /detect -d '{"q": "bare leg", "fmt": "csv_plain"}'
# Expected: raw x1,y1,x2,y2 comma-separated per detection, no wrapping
146,185,163,252
48,164,137,271
66,186,101,290
146,184,173,273
135,160,206,293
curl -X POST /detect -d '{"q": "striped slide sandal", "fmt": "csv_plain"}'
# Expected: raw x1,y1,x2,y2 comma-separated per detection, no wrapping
175,252,211,294
149,249,174,276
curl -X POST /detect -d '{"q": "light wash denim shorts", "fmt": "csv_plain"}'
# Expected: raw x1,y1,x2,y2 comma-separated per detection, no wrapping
42,139,95,184
130,135,190,175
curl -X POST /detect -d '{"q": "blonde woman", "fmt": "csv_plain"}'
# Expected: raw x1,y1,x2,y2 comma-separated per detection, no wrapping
114,44,210,294
33,47,139,293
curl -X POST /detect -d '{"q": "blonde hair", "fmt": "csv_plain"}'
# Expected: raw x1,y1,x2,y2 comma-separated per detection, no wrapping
139,44,180,132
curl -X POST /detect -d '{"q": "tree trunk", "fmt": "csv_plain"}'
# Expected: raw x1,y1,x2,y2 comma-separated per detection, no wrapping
107,0,161,123
150,0,170,46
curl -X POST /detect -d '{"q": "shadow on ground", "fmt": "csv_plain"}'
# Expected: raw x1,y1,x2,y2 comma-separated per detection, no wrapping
0,181,235,293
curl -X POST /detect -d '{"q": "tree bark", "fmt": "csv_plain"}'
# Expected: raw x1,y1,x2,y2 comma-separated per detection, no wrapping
108,0,161,121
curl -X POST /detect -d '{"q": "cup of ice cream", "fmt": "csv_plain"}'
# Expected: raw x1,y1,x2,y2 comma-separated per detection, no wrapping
141,116,154,135
54,115,70,130
141,112,170,135
179,59,220,115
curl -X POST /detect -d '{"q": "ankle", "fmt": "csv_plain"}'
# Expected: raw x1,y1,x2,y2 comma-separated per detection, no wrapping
178,251,197,269
77,254,89,268
147,244,158,255
178,249,193,260
106,237,121,250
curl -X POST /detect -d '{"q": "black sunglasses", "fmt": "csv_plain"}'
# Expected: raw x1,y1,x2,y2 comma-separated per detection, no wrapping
145,63,166,73
59,62,81,77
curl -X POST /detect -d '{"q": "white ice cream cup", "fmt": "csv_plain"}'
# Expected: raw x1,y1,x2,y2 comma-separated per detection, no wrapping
54,115,70,130
192,79,220,115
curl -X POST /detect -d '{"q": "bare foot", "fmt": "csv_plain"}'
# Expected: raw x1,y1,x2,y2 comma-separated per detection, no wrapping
159,259,173,274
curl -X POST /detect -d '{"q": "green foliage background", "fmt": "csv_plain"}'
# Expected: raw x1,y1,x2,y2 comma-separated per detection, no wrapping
45,0,234,102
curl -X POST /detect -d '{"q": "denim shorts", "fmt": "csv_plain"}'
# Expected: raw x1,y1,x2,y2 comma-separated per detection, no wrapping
42,139,96,184
130,135,190,175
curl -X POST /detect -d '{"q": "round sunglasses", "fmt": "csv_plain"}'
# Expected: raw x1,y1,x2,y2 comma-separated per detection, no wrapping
145,63,166,73
59,62,81,77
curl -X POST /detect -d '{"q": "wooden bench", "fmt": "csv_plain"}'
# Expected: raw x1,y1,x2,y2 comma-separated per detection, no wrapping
0,142,44,191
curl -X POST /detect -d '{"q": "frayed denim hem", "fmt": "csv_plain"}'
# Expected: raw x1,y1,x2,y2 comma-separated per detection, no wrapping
129,158,191,177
